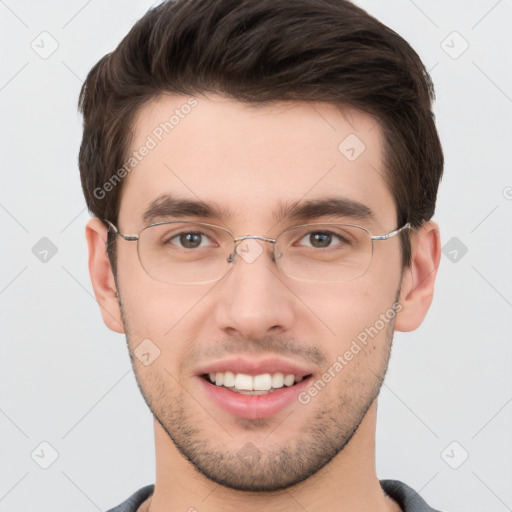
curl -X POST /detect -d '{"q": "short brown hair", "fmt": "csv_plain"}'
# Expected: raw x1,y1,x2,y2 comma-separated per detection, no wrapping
78,0,443,275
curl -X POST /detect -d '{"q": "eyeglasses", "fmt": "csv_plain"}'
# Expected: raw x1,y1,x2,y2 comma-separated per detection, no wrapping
103,219,412,285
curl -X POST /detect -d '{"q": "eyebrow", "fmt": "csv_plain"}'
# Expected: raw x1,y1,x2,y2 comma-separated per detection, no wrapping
143,194,232,224
276,197,375,224
142,194,376,226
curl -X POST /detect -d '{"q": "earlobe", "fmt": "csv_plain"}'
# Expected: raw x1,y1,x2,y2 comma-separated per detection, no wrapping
394,221,441,332
85,217,125,334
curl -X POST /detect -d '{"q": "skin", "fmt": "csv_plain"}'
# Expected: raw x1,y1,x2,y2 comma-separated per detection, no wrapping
86,94,441,512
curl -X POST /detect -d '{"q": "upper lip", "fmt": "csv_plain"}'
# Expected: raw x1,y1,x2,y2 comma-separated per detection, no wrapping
196,356,314,377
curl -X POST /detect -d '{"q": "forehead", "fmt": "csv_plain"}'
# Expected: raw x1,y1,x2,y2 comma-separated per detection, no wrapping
118,93,396,232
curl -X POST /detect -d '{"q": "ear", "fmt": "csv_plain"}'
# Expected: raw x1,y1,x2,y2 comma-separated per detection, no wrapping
85,217,125,334
394,220,441,332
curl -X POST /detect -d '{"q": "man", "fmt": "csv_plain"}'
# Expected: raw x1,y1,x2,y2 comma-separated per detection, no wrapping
79,0,443,511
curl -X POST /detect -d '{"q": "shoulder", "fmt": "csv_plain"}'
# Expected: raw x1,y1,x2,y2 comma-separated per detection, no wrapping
105,481,445,512
105,484,155,512
380,479,445,512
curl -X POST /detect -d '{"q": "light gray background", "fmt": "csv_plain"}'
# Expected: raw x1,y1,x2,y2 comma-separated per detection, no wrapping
1,1,511,511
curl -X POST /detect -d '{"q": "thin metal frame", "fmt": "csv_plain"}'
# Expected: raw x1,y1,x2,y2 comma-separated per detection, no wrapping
103,219,413,284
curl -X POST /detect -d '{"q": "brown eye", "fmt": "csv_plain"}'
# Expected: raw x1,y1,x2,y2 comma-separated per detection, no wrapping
163,231,212,249
178,232,203,248
308,232,332,248
298,231,347,249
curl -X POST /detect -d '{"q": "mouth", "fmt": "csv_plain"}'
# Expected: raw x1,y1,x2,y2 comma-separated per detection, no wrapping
195,356,316,419
197,371,314,420
200,372,313,395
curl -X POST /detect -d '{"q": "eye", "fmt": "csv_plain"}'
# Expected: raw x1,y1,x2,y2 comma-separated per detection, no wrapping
166,231,215,249
297,231,348,249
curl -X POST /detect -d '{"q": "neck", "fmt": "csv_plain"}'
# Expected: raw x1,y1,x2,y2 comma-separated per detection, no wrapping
146,400,400,512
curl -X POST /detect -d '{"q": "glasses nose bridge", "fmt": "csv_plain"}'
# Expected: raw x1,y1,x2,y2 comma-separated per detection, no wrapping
227,234,278,265
233,234,276,245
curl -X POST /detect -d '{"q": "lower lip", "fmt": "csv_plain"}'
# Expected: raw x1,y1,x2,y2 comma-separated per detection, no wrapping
198,375,313,420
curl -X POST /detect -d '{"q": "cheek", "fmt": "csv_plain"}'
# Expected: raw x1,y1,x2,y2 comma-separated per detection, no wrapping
118,252,214,344
311,286,397,396
295,277,396,331
288,273,400,374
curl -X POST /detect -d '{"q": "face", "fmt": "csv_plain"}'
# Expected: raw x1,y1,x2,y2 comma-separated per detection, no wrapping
113,94,405,491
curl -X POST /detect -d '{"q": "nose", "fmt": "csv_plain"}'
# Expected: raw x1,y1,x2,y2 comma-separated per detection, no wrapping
214,238,296,340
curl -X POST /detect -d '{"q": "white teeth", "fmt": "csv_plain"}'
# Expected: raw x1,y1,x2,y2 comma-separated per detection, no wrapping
223,371,236,387
271,372,284,388
253,373,272,391
207,371,307,391
234,373,253,390
283,374,295,386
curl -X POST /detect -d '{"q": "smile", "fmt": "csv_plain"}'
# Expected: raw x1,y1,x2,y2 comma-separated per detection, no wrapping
203,371,312,395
